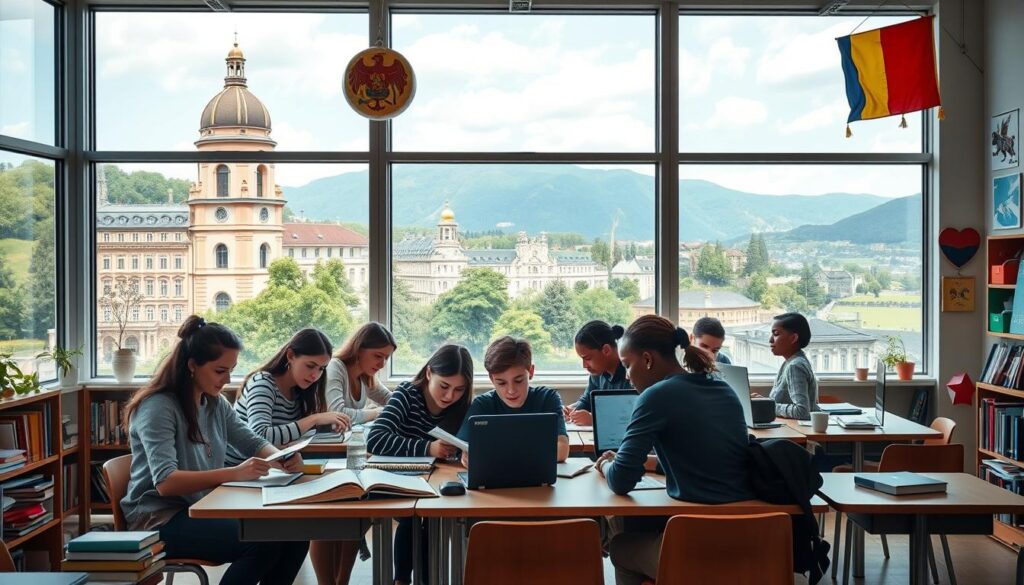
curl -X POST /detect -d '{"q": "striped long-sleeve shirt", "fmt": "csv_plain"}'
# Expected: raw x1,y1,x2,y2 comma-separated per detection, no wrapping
366,381,444,457
226,371,305,465
769,350,819,420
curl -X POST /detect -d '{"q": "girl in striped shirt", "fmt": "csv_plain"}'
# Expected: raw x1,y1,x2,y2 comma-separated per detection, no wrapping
228,328,357,585
367,344,473,585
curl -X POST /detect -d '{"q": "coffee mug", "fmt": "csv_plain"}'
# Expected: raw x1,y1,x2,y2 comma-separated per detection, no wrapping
854,367,869,381
811,411,829,433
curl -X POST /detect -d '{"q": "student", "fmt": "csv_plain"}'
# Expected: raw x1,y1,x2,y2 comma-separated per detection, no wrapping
366,344,473,585
459,336,569,463
691,316,732,364
326,322,397,424
768,312,819,420
121,316,308,585
564,320,633,426
227,328,357,585
595,315,754,585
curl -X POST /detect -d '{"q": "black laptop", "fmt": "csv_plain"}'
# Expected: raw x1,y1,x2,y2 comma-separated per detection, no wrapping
591,389,639,453
458,413,558,489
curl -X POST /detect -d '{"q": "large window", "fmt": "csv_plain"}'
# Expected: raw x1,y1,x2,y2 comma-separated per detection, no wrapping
0,0,56,145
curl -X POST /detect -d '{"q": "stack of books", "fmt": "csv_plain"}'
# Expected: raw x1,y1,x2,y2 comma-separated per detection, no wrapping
1,473,54,538
62,531,166,584
0,448,26,474
981,459,1024,526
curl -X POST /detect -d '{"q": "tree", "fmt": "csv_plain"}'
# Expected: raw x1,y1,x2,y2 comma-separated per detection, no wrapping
796,264,827,307
102,165,191,205
590,240,610,269
867,281,882,297
491,309,553,356
746,272,769,304
0,254,25,340
536,281,576,348
609,277,640,303
761,284,808,313
876,270,893,290
696,242,731,286
268,257,305,291
572,288,631,326
311,259,360,307
573,281,590,294
391,279,433,373
743,234,770,276
430,268,509,353
27,217,55,338
679,276,697,290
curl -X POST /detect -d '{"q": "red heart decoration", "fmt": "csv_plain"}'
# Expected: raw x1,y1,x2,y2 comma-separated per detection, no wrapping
938,227,980,268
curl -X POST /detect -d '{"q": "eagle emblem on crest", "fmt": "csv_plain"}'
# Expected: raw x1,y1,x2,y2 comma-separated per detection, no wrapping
344,48,416,120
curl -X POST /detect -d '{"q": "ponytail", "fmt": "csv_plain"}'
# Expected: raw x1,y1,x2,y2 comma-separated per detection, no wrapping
622,315,715,375
574,320,625,350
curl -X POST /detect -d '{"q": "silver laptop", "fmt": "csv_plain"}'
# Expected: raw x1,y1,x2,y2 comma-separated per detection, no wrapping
836,361,887,428
717,363,782,429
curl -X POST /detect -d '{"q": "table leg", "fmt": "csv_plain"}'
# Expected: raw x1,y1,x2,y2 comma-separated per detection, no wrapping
441,518,451,585
852,441,865,578
412,516,422,585
371,518,395,585
908,515,929,585
429,518,442,585
372,518,383,585
451,518,464,585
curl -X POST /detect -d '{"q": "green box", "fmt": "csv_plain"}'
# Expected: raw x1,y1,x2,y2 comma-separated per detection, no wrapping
991,311,1012,333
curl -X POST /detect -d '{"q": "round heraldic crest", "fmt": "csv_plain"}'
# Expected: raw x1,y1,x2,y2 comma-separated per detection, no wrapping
344,47,416,120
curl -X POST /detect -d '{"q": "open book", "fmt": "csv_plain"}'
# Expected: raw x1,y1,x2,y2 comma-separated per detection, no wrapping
262,469,438,506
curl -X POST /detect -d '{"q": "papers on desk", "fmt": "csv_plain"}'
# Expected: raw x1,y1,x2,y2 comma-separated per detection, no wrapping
224,468,302,488
633,475,666,491
262,469,437,505
817,403,864,415
556,460,594,478
428,426,469,452
565,423,593,432
310,430,351,444
265,436,313,461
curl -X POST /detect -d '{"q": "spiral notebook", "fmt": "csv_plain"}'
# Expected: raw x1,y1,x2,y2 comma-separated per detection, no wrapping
364,455,435,473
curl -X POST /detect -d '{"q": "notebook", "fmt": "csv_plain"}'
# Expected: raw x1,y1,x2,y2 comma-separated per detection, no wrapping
556,460,594,478
262,469,437,505
853,472,947,495
817,403,864,415
66,531,160,552
223,468,302,488
365,455,435,473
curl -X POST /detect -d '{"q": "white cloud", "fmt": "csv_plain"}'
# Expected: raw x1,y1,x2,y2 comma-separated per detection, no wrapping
777,100,849,135
0,121,30,139
703,96,768,129
683,165,919,199
754,21,851,87
680,37,750,97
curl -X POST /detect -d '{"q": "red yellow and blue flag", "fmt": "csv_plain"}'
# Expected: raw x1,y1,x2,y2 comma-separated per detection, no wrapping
837,16,942,136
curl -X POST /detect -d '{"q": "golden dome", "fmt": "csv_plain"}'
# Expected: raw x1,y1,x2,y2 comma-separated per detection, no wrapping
227,42,244,59
440,201,455,222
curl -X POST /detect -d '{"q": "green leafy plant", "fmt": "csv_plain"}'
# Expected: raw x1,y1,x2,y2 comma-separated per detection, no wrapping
880,335,909,368
0,353,40,396
36,345,83,378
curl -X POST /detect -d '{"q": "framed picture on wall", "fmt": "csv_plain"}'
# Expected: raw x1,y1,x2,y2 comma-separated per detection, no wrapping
993,173,1022,230
992,109,1020,171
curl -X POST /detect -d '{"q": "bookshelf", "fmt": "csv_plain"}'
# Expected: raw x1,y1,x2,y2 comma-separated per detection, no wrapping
79,387,133,532
0,387,72,570
980,234,1024,550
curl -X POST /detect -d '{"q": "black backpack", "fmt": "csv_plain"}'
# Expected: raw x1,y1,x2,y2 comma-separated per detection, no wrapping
747,437,831,585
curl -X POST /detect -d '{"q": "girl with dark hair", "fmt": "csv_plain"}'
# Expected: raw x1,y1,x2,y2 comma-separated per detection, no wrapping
121,316,308,585
595,314,753,585
326,321,397,424
366,344,473,585
227,328,356,585
768,312,819,420
565,320,633,426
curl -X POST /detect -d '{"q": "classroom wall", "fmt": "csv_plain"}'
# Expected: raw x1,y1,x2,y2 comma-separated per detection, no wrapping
933,0,986,471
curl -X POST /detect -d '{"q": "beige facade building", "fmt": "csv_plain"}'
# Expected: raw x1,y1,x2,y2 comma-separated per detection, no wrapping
611,257,655,300
284,222,369,293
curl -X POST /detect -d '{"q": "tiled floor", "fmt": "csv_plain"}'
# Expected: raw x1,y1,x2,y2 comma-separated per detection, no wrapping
170,513,1018,584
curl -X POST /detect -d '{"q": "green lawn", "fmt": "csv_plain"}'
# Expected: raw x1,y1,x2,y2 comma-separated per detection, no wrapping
0,338,46,354
0,238,33,286
840,294,922,305
832,306,920,331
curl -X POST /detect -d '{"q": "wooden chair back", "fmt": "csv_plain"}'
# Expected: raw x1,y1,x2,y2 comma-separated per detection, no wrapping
103,454,133,531
924,417,956,445
655,513,792,585
0,539,15,572
464,519,604,585
877,444,964,473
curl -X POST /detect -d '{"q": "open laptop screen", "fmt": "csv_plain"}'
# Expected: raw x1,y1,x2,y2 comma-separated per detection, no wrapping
874,360,887,425
592,390,639,452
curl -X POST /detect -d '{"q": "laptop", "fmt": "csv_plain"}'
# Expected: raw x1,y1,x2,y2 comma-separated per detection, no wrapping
837,361,887,428
458,413,558,490
717,363,783,429
591,389,640,452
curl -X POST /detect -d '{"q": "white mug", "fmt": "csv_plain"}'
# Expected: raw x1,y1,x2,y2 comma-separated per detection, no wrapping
811,411,830,433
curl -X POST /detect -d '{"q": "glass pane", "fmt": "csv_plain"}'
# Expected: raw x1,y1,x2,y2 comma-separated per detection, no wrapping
95,12,369,151
94,162,369,376
391,163,655,375
0,151,56,381
680,14,923,153
392,14,655,152
0,0,56,144
678,164,923,375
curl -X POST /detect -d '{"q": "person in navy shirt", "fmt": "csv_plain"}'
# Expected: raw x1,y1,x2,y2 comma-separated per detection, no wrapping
691,316,732,365
564,320,634,426
459,336,569,464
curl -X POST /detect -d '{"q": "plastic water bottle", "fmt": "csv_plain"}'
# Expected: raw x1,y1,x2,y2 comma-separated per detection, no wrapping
346,425,367,471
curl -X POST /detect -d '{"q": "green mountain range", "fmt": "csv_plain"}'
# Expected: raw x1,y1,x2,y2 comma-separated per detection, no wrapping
279,164,892,242
772,193,922,245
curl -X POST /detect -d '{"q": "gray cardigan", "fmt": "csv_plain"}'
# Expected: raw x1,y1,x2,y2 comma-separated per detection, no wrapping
769,350,819,420
325,357,393,424
122,392,268,530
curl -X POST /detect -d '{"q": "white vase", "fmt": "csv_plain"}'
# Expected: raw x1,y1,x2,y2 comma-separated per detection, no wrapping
111,349,137,383
59,363,78,389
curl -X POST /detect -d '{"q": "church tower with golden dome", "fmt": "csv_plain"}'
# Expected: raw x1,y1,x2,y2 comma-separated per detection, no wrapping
189,39,285,313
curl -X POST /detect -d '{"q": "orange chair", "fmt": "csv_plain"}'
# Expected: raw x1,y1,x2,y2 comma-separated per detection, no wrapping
464,519,604,585
839,443,964,585
0,539,15,572
642,513,792,585
103,455,221,585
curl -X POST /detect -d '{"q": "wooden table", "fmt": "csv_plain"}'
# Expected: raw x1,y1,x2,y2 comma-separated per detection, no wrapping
417,463,827,585
190,478,416,584
819,472,1024,585
788,411,941,578
571,425,806,455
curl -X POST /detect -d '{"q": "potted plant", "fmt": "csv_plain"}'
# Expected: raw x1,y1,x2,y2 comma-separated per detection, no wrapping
37,344,83,388
99,279,145,383
880,335,915,381
0,353,21,399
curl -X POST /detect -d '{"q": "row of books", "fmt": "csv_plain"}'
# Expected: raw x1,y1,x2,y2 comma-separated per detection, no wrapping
980,398,1024,460
1,473,55,538
0,448,27,475
63,530,166,584
981,460,1024,526
64,461,79,512
981,342,1024,389
92,399,128,446
0,401,54,460
90,461,110,503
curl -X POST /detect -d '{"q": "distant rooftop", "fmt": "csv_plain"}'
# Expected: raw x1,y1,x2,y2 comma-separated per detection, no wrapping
282,223,367,246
